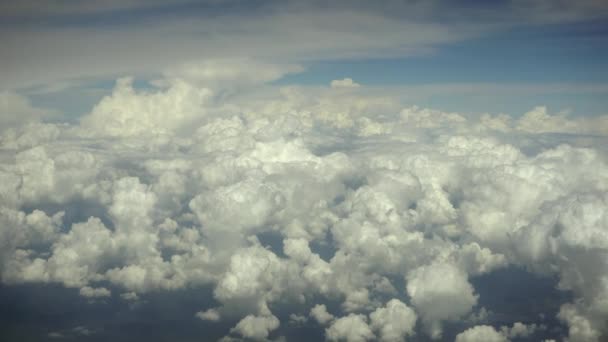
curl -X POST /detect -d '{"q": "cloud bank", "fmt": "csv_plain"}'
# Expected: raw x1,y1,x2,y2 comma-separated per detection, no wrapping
1,60,608,341
3,0,608,90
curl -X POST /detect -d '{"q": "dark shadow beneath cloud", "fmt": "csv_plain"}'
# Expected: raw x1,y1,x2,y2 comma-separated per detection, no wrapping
0,283,230,342
465,266,572,341
0,266,573,341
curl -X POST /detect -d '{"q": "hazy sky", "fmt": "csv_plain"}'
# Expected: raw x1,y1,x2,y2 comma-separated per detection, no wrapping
2,0,608,116
1,1,608,342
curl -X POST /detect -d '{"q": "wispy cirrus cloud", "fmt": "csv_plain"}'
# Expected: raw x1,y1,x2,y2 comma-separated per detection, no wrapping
2,0,607,90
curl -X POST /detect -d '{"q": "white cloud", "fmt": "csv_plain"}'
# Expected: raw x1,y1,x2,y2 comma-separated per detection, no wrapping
406,262,478,338
196,308,221,322
230,314,280,341
326,314,374,342
455,325,508,342
0,9,475,90
80,77,213,138
4,1,608,90
289,313,308,325
310,304,335,325
79,286,111,298
1,64,608,340
1,122,61,150
500,322,540,339
369,299,417,342
165,59,303,89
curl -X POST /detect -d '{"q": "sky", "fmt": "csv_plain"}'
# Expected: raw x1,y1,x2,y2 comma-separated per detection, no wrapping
1,1,608,342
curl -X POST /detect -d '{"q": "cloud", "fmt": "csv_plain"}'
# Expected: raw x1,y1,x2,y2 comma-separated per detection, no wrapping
230,314,280,341
369,299,417,342
331,78,361,89
164,59,304,88
0,7,474,90
48,326,97,339
406,262,478,338
80,77,213,138
1,64,608,340
196,308,221,322
310,304,335,325
326,314,374,342
79,286,111,298
500,322,540,339
2,0,607,92
454,325,508,342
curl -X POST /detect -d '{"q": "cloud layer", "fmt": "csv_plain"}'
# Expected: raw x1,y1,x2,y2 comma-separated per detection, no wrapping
3,0,608,90
1,60,608,341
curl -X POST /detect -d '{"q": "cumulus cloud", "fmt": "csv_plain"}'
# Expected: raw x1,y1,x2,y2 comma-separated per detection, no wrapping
369,299,417,341
310,304,335,325
79,286,111,298
500,322,540,339
326,314,374,342
80,77,213,138
406,262,478,338
454,325,508,342
230,314,280,341
196,308,221,322
1,61,608,340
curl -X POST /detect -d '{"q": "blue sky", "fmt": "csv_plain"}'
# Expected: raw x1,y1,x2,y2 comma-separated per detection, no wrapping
278,20,608,115
3,0,607,118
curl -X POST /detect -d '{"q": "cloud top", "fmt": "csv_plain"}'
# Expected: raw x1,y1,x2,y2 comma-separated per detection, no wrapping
1,62,608,340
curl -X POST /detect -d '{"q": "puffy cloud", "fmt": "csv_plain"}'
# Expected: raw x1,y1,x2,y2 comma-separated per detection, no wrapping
454,325,508,342
189,178,282,234
558,303,601,342
2,64,608,340
455,242,507,276
79,286,111,298
289,313,308,325
310,304,335,325
12,147,57,204
1,122,61,150
214,244,285,313
514,106,608,136
401,105,466,129
406,262,478,338
500,322,539,339
230,314,280,341
80,77,212,138
46,217,116,287
196,308,221,322
513,192,608,340
326,314,374,342
369,299,417,342
516,106,578,133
